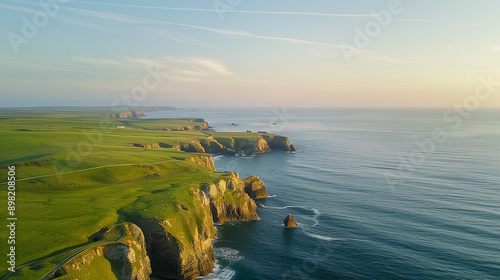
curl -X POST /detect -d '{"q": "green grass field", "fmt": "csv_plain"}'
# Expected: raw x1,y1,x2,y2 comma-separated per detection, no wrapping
0,108,268,279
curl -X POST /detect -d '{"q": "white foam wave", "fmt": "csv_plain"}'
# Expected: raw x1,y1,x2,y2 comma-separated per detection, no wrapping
199,247,242,279
267,195,277,198
199,263,235,280
214,247,243,264
259,204,321,226
212,155,226,161
303,231,341,242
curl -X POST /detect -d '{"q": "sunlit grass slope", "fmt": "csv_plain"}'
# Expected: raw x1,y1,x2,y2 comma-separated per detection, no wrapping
0,108,270,279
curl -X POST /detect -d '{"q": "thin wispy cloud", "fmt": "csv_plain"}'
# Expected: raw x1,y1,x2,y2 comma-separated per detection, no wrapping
61,6,142,23
73,57,129,68
166,56,233,76
148,19,343,48
2,0,435,23
70,56,234,81
0,3,38,13
67,0,381,18
67,0,438,23
148,19,403,63
1,1,414,64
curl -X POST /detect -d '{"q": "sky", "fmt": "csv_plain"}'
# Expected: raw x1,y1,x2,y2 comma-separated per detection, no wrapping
1,0,500,108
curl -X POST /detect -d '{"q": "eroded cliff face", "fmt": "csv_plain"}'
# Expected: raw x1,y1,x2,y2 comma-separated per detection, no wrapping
69,158,270,280
64,222,152,280
137,198,217,280
136,170,269,279
177,122,209,131
173,138,233,155
244,175,269,199
261,135,292,151
200,179,257,224
188,154,216,172
174,135,293,156
137,218,215,280
106,111,145,119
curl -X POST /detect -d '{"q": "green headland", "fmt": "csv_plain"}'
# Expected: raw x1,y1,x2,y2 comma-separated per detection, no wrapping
0,108,294,280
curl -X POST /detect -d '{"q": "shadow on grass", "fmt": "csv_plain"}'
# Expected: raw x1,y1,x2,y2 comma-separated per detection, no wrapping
0,153,55,165
16,227,113,269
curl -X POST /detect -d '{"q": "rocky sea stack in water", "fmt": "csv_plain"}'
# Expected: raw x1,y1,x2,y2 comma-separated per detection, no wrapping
244,175,269,199
284,214,298,228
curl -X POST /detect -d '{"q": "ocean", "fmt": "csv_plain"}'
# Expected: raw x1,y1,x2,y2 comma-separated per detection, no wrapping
144,108,500,280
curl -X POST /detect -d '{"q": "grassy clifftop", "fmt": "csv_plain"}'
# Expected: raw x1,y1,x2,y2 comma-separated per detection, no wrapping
0,108,290,279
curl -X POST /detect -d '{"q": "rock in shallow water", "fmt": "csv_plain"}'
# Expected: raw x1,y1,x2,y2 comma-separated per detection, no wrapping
283,214,298,228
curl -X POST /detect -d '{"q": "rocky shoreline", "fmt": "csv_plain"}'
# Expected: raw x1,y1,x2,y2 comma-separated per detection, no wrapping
125,159,270,279
63,162,270,280
62,124,293,279
173,134,295,156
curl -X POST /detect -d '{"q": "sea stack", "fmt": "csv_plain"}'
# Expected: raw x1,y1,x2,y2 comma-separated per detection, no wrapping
283,214,298,228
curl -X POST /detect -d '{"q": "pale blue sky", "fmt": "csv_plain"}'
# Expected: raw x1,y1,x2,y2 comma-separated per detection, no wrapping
1,0,500,107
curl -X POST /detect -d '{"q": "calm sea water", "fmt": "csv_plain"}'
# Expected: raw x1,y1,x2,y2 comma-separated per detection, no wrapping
145,108,500,280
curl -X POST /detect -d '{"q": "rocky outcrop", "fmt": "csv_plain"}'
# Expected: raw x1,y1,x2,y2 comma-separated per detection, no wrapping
254,138,271,154
201,178,259,224
188,154,216,171
174,135,294,156
196,138,234,155
176,120,209,131
106,111,145,119
174,138,233,155
284,214,298,228
144,142,160,149
261,135,293,151
64,223,152,280
244,175,269,199
136,185,218,280
173,142,206,153
199,173,266,224
136,171,267,279
137,217,215,280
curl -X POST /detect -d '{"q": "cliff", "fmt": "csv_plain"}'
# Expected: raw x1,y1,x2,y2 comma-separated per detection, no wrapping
244,175,269,199
133,169,268,279
261,134,293,151
174,134,294,156
177,121,209,131
188,154,216,172
200,175,260,224
137,213,215,280
61,142,273,280
106,111,145,119
63,223,152,280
